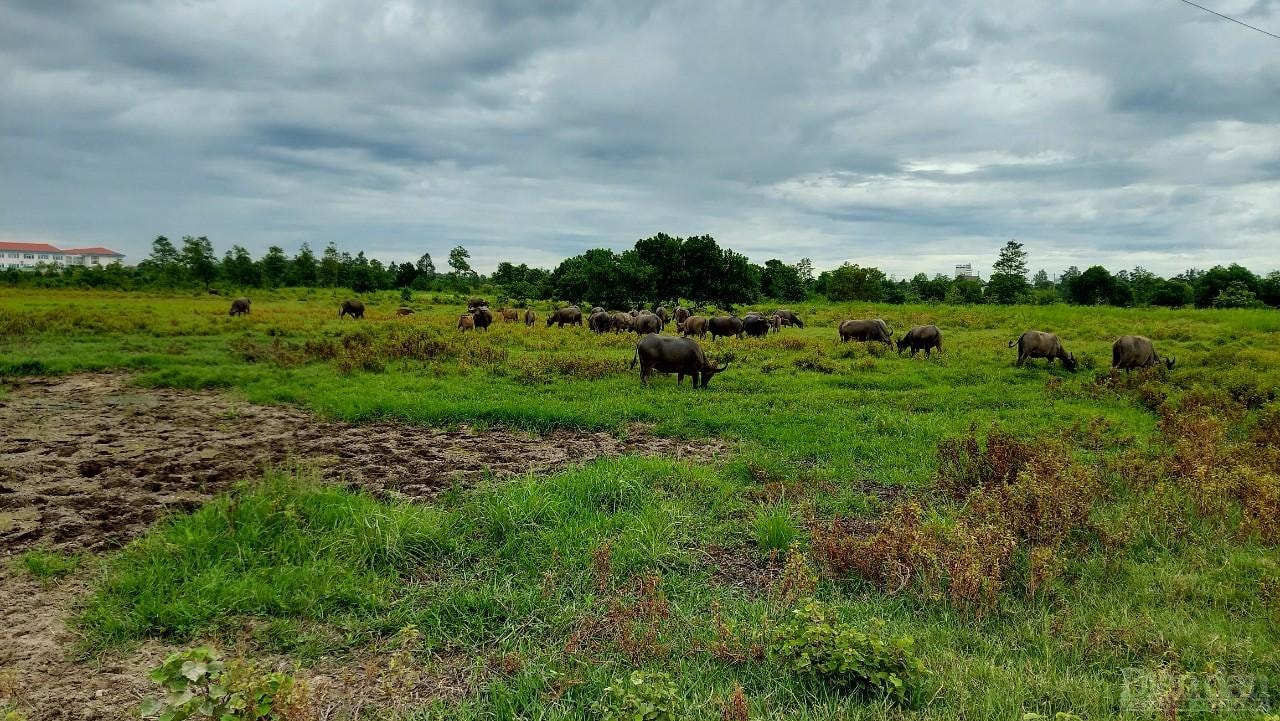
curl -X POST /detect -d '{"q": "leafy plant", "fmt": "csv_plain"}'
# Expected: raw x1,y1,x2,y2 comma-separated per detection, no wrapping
753,506,798,553
592,670,680,721
140,647,296,721
771,600,925,703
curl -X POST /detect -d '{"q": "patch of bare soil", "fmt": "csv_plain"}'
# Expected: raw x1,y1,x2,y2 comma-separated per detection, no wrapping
0,373,727,720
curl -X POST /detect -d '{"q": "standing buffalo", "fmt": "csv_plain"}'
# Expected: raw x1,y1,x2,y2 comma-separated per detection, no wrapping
396,307,415,316
743,314,770,337
458,314,475,331
681,315,709,338
1112,335,1175,372
630,334,730,387
708,315,744,340
472,306,494,331
501,308,519,322
634,311,663,335
655,306,670,326
674,307,690,328
897,325,943,357
589,310,613,334
524,309,537,327
612,312,634,332
228,298,251,316
772,309,804,328
339,299,365,319
590,306,605,315
546,306,583,328
839,319,892,345
1010,330,1077,370
770,314,789,333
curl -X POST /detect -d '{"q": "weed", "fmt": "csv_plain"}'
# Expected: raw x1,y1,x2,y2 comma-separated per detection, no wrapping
753,506,798,553
593,670,680,721
16,548,80,582
792,351,835,374
721,682,748,721
140,647,298,721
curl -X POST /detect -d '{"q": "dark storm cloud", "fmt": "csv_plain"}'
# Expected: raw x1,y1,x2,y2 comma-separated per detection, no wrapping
1,0,1278,277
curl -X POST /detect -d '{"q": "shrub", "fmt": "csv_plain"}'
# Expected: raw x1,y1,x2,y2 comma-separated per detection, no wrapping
935,425,1036,498
140,647,300,721
721,683,748,721
753,506,799,553
771,600,925,703
592,670,680,721
792,352,835,374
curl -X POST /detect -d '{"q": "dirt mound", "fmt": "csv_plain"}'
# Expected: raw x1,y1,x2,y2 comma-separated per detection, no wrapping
0,373,725,554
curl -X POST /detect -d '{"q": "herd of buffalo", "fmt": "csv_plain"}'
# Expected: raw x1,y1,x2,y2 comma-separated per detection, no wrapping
228,297,1178,386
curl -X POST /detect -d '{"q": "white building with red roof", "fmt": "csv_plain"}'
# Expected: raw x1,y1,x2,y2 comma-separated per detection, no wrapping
0,242,124,270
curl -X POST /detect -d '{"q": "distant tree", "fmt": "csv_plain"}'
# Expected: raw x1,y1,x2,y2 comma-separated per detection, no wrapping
1065,265,1131,306
221,245,258,287
1150,279,1193,307
985,240,1030,304
760,259,806,301
795,258,815,289
259,246,288,288
946,278,985,304
1032,269,1053,289
679,235,724,305
824,263,885,302
713,250,761,307
1213,281,1261,309
141,235,183,286
448,246,473,280
633,233,683,302
180,235,218,290
394,262,417,288
1193,264,1260,308
290,243,318,286
318,243,342,287
349,251,375,293
1126,266,1163,306
416,253,436,278
1260,271,1280,308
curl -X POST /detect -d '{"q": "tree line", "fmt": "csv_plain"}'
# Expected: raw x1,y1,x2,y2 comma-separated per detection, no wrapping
4,234,1278,310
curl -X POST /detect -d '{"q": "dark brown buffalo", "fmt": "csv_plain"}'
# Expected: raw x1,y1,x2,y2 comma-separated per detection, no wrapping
589,310,613,334
1112,335,1175,372
501,308,519,322
674,307,690,327
1010,330,1077,370
395,306,415,316
228,298,251,316
590,306,605,315
655,306,670,325
743,314,769,337
546,306,583,328
612,312,634,332
472,306,494,330
339,299,365,319
681,315,709,338
630,334,730,387
897,325,942,356
524,309,537,327
634,311,662,335
457,314,475,331
770,314,789,333
772,309,804,328
708,315,744,340
839,319,892,344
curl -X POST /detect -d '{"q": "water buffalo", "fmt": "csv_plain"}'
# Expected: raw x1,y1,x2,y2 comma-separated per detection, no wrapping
396,306,415,316
228,298,251,316
708,315,744,340
472,306,494,331
612,312,634,332
589,310,613,334
546,306,583,328
897,325,942,357
1112,335,1175,372
743,314,770,337
630,334,730,387
634,311,663,335
655,306,670,325
681,315,709,338
839,319,893,345
772,309,804,328
590,306,605,315
501,308,519,322
339,299,365,319
770,314,790,333
1010,330,1077,370
674,307,690,327
524,309,537,327
458,314,475,331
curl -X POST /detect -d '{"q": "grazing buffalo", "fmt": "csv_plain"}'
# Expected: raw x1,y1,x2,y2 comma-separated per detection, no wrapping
228,297,251,316
472,306,494,331
589,310,613,334
339,299,365,319
501,308,519,322
396,307,415,316
1010,330,1077,370
708,315,744,340
655,306,670,325
839,319,893,345
634,311,663,335
458,314,475,331
897,325,943,357
525,309,537,327
1112,335,1175,372
681,315,709,338
590,306,605,315
612,312,634,332
547,306,583,328
674,307,690,327
770,314,790,333
630,334,731,387
772,309,804,328
743,314,770,337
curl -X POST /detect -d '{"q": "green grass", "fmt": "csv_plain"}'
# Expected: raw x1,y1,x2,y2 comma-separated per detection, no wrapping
2,288,1278,719
16,548,82,582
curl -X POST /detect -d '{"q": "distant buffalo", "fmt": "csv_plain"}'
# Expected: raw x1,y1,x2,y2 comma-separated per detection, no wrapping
839,319,892,345
634,311,663,335
681,315,709,338
458,314,474,331
770,314,789,333
1010,330,1076,371
708,315,744,340
743,314,770,338
655,306,670,325
472,306,494,331
612,312,634,332
229,298,251,316
630,334,730,387
590,306,605,315
524,309,537,327
674,307,690,327
772,309,804,328
1112,335,1175,372
501,308,519,322
547,306,583,328
339,299,365,319
897,325,942,357
396,306,415,316
589,310,613,334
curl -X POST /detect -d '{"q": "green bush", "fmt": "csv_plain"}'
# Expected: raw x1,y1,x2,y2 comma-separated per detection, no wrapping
140,647,296,720
772,600,925,703
592,670,680,721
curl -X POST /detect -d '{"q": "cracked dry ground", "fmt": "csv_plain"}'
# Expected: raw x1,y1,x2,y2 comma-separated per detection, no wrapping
0,373,726,720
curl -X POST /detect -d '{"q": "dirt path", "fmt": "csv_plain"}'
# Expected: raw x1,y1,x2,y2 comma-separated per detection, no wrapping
0,373,726,720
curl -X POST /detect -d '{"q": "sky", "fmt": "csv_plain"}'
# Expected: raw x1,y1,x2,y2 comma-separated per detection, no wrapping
1,0,1278,279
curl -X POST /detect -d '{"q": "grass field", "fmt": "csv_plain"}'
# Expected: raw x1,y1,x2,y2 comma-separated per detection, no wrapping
2,287,1279,720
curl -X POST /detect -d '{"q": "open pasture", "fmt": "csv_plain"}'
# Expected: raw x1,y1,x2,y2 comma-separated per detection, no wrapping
2,288,1279,720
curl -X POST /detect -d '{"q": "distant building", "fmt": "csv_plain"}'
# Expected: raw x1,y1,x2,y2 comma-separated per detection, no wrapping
0,242,124,270
954,263,980,282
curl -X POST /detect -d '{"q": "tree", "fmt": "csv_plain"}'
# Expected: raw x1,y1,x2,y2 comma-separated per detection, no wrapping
1032,269,1052,289
1065,265,1131,306
795,258,815,287
1192,264,1260,308
259,246,288,288
679,235,724,305
142,235,183,286
290,243,318,286
947,278,985,304
1151,279,1193,307
712,250,761,307
760,259,807,302
986,240,1030,304
448,246,473,279
633,233,683,302
180,235,218,290
349,251,375,293
1127,266,1162,306
416,253,436,278
1260,271,1280,308
318,243,342,287
1213,281,1260,308
221,245,258,287
824,263,885,302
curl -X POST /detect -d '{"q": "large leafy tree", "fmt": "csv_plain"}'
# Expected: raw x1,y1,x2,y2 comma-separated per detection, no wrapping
290,243,318,286
761,259,807,301
679,235,723,305
985,240,1029,304
823,263,885,301
1192,264,1260,308
258,246,288,288
141,235,183,286
221,245,259,287
633,233,684,302
180,235,218,290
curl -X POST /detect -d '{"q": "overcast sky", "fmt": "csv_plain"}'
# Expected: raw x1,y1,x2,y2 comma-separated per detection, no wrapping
2,1,1277,278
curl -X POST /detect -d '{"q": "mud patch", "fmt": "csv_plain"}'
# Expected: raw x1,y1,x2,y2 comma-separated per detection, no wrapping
0,373,726,554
